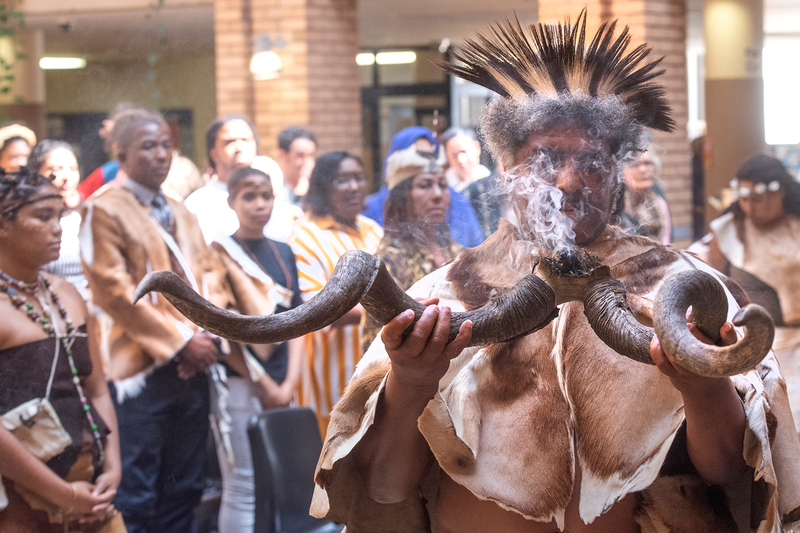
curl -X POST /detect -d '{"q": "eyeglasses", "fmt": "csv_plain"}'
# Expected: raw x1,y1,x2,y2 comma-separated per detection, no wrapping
632,160,655,168
730,180,781,199
332,172,368,188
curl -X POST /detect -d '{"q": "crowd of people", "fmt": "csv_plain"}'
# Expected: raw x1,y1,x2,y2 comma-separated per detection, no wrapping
1,11,800,533
0,108,494,533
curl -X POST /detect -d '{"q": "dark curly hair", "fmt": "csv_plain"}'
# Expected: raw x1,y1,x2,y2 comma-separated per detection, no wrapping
278,125,317,152
303,151,362,217
727,154,800,218
227,167,272,200
27,140,75,174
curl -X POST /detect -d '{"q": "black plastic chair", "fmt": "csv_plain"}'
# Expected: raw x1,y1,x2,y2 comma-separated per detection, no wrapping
247,407,344,533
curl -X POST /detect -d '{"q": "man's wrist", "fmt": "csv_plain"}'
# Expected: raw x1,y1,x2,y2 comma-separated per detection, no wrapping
386,369,439,408
676,375,730,402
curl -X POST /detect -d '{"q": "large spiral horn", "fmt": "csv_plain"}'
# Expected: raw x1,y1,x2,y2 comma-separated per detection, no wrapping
582,267,655,366
583,269,775,377
653,270,774,377
133,250,561,348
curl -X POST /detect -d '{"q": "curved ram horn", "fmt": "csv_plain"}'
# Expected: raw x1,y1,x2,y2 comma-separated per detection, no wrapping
133,250,560,348
583,268,775,377
133,250,380,345
582,266,655,365
653,270,774,377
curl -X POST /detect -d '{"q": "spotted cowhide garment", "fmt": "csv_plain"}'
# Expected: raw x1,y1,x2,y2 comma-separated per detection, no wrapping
311,222,800,533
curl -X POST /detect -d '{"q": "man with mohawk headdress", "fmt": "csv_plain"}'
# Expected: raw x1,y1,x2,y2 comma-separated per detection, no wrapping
308,12,800,533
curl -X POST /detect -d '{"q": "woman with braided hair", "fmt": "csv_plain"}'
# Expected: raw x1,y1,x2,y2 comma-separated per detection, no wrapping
0,167,124,532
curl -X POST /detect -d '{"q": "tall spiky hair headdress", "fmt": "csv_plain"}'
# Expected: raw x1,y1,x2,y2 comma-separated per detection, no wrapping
439,10,674,167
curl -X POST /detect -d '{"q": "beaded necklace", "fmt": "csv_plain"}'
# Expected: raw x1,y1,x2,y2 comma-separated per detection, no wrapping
0,270,105,462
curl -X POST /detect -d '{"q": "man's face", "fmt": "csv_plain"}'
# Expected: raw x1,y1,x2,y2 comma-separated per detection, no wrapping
510,127,615,247
211,119,257,181
119,122,173,191
444,135,480,181
280,137,316,185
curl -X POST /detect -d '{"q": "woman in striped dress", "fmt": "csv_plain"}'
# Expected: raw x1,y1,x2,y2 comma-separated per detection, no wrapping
288,152,382,435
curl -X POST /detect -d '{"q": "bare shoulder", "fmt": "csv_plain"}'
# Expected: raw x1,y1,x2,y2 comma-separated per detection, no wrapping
0,293,47,350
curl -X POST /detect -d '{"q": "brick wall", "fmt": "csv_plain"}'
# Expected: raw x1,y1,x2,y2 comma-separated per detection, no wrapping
214,0,361,160
306,0,361,154
214,0,255,119
539,0,693,245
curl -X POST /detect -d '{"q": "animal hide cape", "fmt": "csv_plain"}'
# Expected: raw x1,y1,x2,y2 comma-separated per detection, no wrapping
310,223,800,533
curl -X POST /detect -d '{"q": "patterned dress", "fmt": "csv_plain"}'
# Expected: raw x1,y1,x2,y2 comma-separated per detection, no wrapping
288,215,383,434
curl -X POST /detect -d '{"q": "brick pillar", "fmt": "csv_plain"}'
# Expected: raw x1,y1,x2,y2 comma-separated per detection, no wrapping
538,0,693,245
214,0,256,118
306,0,361,154
214,0,361,159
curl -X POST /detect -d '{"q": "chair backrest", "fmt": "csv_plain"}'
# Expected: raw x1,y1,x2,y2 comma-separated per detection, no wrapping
247,407,330,533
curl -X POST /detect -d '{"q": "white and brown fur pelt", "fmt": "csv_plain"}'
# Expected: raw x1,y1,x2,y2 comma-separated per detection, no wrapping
311,223,800,533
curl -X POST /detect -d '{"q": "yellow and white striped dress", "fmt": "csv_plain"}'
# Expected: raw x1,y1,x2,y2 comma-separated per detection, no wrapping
288,215,383,434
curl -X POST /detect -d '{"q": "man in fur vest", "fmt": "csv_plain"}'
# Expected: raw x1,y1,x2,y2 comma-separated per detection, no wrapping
308,13,800,533
80,109,232,533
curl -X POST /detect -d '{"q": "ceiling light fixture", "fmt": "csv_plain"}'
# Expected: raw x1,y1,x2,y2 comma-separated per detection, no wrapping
39,57,86,70
375,51,417,65
250,36,285,80
356,53,375,66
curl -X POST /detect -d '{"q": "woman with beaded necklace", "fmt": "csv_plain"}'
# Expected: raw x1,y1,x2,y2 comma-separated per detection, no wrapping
0,167,124,532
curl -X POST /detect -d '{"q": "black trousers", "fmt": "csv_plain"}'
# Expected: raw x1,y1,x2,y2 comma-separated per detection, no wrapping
112,362,210,533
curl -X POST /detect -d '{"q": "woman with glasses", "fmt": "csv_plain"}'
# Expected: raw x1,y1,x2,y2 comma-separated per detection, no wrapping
619,146,671,244
704,154,800,430
288,152,383,435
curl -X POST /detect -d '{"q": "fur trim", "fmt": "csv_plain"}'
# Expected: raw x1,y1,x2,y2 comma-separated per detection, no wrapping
385,147,442,191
